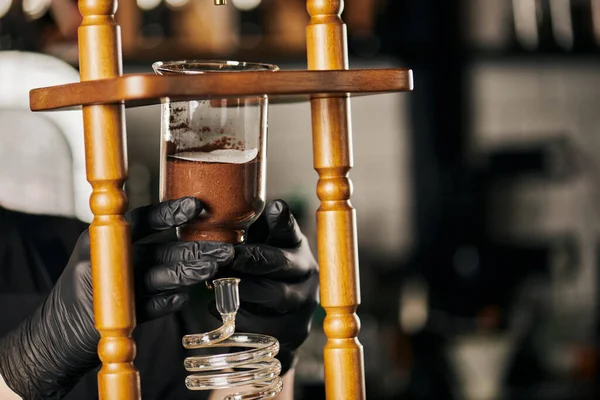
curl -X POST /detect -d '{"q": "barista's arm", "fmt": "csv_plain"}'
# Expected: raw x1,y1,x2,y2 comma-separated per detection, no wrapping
0,198,234,400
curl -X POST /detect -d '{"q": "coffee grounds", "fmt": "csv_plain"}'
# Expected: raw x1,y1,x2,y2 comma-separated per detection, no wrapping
165,154,263,244
195,137,245,152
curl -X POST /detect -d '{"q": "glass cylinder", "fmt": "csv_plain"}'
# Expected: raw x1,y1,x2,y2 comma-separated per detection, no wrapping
153,60,278,244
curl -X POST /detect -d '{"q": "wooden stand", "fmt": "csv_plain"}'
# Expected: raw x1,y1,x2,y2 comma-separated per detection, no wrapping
78,2,140,399
29,1,413,399
307,2,364,399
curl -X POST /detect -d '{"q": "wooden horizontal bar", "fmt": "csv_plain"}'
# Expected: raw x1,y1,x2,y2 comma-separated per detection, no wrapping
29,68,413,111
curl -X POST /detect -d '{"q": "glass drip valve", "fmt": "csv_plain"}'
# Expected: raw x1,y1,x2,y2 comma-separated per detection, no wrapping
182,278,283,399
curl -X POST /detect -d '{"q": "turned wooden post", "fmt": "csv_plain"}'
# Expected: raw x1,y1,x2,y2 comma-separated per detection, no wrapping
306,1,366,399
78,0,140,399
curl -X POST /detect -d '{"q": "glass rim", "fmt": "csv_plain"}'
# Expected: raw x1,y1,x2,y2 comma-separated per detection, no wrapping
152,60,279,75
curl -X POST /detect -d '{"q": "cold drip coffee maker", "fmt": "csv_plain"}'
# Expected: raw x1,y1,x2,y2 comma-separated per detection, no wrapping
155,60,281,399
155,60,275,244
28,0,414,399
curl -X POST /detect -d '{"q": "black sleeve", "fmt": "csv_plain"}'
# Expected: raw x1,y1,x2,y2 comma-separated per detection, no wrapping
0,207,87,332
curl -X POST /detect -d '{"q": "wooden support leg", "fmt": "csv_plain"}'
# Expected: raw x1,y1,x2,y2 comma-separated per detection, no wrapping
306,1,366,399
78,1,140,399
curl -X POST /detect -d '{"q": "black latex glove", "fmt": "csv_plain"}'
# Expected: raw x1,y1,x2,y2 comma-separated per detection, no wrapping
212,199,319,375
0,197,234,400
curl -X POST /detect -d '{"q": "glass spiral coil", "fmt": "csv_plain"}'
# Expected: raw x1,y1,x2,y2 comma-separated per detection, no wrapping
182,278,283,400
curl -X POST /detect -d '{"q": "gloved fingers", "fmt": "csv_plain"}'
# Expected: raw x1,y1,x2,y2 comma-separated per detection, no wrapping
137,291,189,322
73,197,204,258
233,277,318,314
229,244,314,281
142,259,219,294
245,211,269,244
141,240,234,266
264,200,303,248
126,197,203,242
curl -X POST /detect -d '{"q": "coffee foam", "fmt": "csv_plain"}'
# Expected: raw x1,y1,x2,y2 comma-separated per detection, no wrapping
169,148,259,164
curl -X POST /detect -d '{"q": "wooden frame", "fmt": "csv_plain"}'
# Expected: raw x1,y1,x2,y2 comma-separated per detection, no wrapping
29,1,413,399
30,69,413,110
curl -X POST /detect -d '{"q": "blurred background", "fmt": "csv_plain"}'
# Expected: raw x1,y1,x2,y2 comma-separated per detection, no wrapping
3,0,600,399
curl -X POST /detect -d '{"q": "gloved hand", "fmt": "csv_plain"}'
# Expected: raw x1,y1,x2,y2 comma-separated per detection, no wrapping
212,199,320,375
0,197,234,400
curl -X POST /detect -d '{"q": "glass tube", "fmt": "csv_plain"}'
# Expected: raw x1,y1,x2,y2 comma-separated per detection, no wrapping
182,278,283,399
153,60,278,244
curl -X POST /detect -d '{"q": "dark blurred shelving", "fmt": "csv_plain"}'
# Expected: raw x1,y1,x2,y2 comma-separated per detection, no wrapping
379,1,600,398
115,0,385,65
121,38,307,65
463,0,600,60
466,49,600,64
